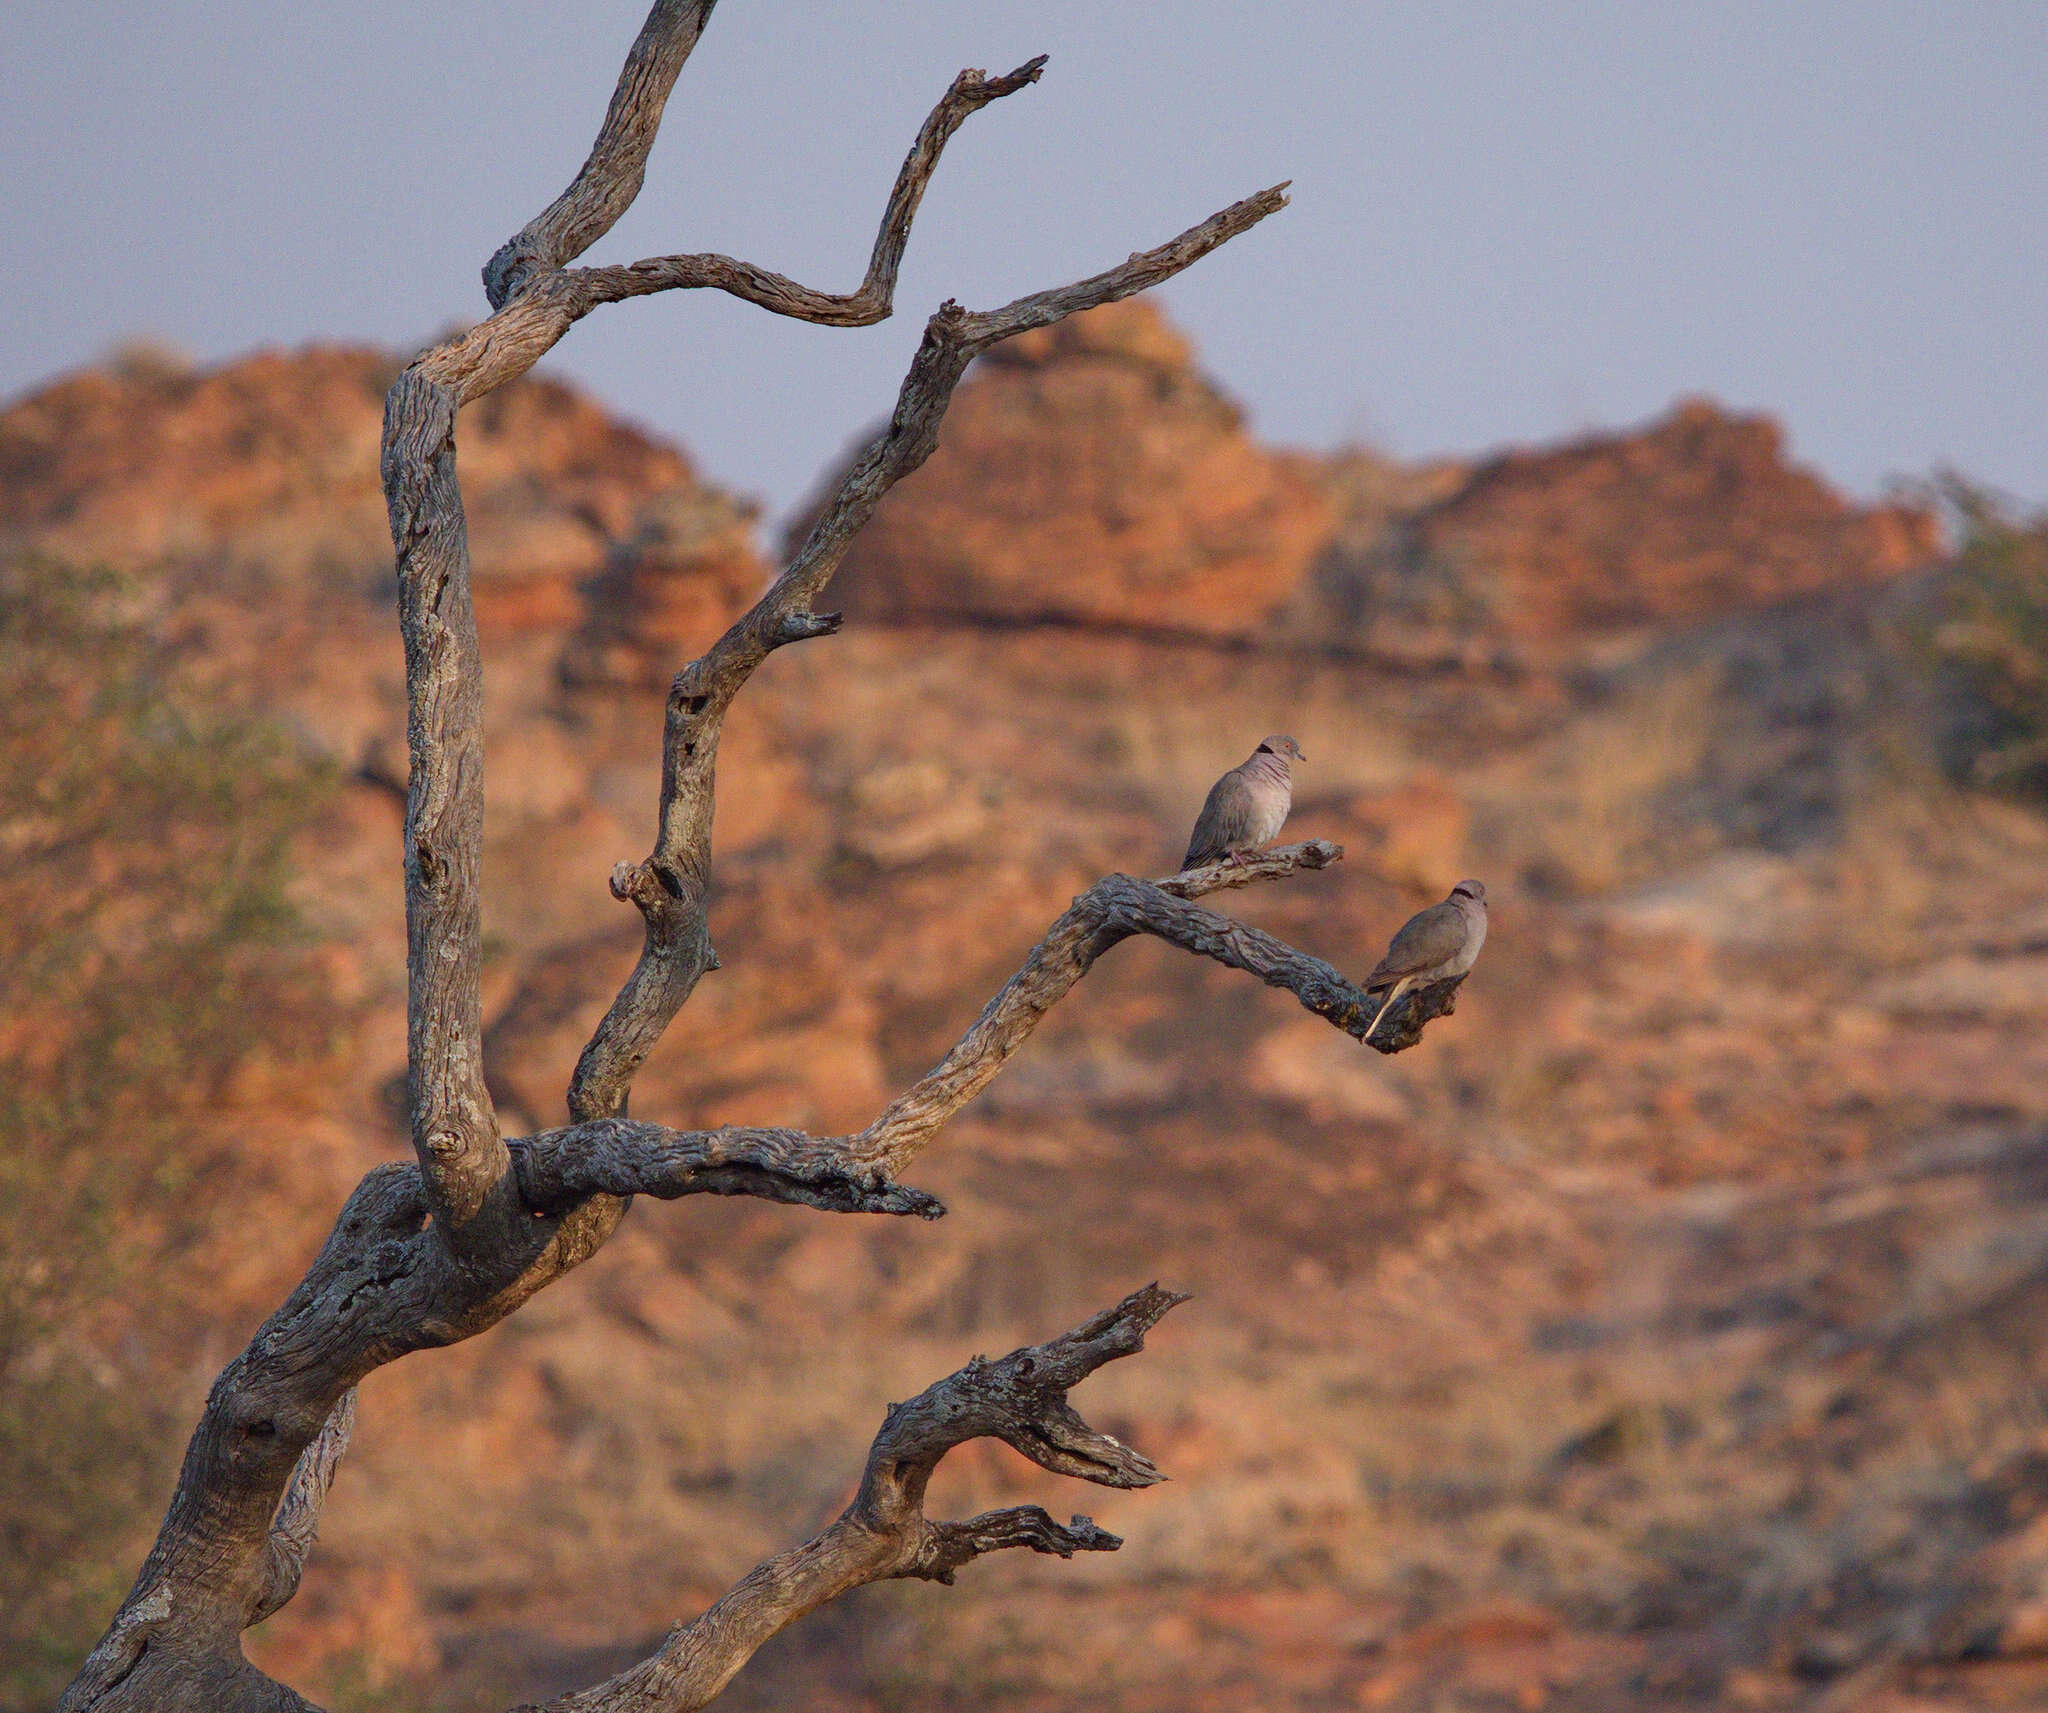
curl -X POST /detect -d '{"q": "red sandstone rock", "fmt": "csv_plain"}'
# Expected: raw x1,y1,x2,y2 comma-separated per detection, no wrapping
1301,398,1940,665
0,341,763,648
822,299,1334,638
9,336,2043,1713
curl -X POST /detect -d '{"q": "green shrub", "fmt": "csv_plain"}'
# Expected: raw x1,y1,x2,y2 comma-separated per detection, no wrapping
1925,487,2048,799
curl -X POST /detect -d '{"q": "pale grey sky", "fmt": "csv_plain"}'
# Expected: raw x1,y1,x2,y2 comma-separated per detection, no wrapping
3,3,2043,521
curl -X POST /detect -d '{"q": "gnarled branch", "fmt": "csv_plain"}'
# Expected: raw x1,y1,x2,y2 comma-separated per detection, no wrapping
562,56,1050,326
511,1121,946,1220
854,840,1383,1175
65,3,1324,1706
384,364,507,1250
390,35,1058,1246
247,1390,355,1627
905,1508,1122,1586
538,1287,1183,1713
539,841,1456,1228
431,55,1051,407
483,0,721,309
1363,971,1469,1051
570,183,1291,1126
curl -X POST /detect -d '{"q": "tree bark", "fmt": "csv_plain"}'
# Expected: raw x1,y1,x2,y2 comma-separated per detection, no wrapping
58,8,1463,1709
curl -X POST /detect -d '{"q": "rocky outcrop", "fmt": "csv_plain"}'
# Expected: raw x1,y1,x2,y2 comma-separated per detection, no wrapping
816,309,1938,666
0,342,764,646
33,326,1939,684
822,300,1334,638
1299,398,1941,666
10,330,2045,1713
557,485,766,687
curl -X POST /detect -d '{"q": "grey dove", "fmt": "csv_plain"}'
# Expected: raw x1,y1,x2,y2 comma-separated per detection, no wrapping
1363,879,1488,1038
1181,736,1304,870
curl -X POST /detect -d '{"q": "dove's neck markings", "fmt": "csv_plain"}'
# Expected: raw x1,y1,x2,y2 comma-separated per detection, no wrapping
1243,749,1292,791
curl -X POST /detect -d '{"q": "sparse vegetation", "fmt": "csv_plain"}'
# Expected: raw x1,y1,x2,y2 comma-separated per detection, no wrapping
0,556,330,1712
1925,485,2048,800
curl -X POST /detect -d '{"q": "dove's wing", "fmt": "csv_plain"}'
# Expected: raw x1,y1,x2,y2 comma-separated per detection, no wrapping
1366,901,1468,986
1182,768,1260,868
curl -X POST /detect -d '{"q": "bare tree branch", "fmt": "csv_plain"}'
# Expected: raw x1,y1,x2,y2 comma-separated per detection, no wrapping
571,182,1291,1127
391,0,722,1247
428,54,1051,408
517,830,1457,1226
859,1283,1183,1512
383,367,511,1251
535,1287,1184,1713
483,0,722,309
64,5,1331,1706
563,56,1050,326
851,844,1350,1173
511,1121,946,1219
389,33,1057,1244
905,1508,1122,1586
247,1391,356,1627
538,842,1443,1227
62,855,1352,1709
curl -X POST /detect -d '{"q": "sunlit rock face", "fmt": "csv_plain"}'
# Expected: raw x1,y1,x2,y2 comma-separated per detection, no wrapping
1297,396,1941,669
0,341,764,649
15,322,2048,1713
815,302,1939,682
822,299,1334,640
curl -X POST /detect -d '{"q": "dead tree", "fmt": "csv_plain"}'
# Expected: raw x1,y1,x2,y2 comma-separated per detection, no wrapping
61,7,1454,1707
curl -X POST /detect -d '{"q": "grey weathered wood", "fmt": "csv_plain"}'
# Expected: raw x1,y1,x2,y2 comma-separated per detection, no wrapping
849,841,1370,1174
57,5,1465,1709
384,366,512,1254
564,55,1052,329
247,1390,356,1627
528,840,1432,1216
568,179,1290,1126
482,0,723,310
511,1120,949,1219
537,1287,1184,1713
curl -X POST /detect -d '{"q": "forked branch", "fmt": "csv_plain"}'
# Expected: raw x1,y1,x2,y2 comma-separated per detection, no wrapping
563,56,1051,326
396,39,1066,1256
483,0,721,308
852,839,1420,1176
65,1,1322,1706
572,183,1291,1126
540,841,1445,1226
483,1,1038,320
433,54,1052,404
536,1287,1184,1713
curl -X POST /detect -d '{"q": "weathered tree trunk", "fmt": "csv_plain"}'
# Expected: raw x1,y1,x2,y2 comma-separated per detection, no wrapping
57,8,1452,1708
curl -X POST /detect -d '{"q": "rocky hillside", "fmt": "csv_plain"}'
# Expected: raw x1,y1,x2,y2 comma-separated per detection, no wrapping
824,301,1333,638
1299,398,1938,668
822,300,1936,669
6,310,2048,1713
